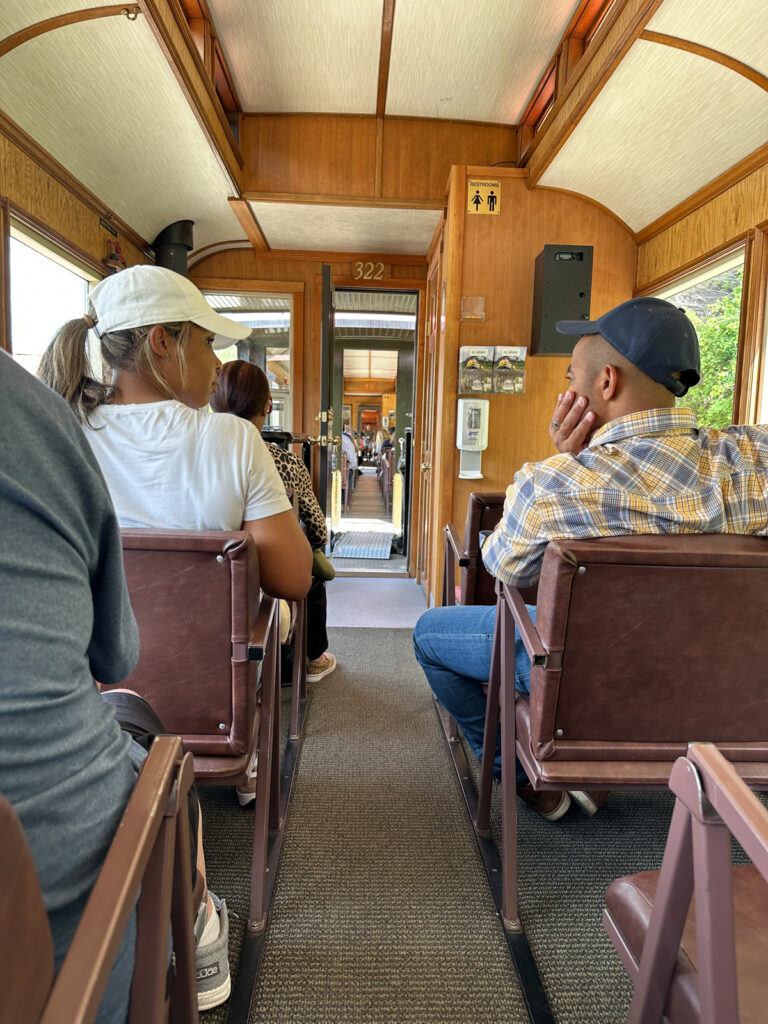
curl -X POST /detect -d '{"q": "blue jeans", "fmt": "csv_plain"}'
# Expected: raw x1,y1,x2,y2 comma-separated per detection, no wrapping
412,604,534,781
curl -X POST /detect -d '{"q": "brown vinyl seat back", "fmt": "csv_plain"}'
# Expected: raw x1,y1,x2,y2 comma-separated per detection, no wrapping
459,492,506,605
121,530,261,758
527,534,768,764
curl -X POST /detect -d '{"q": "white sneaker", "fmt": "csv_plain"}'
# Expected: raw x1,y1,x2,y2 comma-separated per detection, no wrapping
196,894,231,1011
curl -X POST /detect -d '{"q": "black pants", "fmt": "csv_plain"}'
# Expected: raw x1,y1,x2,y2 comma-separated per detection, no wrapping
280,576,329,682
101,690,199,882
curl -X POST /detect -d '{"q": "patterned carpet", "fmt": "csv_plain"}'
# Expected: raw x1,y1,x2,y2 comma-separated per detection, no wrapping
198,627,702,1023
332,530,395,559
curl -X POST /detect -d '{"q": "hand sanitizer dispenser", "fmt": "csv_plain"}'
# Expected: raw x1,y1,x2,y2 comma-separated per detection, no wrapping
456,398,489,479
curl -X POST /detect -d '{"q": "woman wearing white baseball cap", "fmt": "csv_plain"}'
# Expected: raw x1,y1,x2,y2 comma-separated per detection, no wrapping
39,264,312,603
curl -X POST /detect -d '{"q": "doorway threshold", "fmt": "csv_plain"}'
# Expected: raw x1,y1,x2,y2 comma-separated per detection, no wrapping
330,552,409,576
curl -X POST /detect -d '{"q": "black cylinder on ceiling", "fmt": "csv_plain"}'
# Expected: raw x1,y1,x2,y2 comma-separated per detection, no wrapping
152,220,194,277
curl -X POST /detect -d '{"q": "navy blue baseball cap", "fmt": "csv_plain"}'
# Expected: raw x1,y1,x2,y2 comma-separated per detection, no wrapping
556,297,700,397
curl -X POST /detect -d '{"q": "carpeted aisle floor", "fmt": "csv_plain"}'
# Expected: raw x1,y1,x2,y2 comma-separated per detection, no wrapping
199,626,695,1024
200,627,526,1023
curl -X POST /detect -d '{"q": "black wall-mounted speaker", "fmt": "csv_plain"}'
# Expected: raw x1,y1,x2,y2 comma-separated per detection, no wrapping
530,244,593,356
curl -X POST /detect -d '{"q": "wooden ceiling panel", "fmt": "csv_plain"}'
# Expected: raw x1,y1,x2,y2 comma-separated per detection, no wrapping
648,0,768,77
205,0,381,114
0,16,245,250
386,0,581,123
538,40,768,231
248,200,440,254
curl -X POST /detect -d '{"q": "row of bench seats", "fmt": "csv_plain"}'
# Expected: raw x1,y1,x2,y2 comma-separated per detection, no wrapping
10,514,307,1023
443,492,768,1022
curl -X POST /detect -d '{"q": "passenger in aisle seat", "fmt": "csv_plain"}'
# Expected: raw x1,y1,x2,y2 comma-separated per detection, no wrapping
39,264,312,604
39,264,312,805
414,297,768,820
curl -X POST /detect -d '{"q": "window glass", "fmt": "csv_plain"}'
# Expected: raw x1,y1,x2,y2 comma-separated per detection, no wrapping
204,293,293,429
656,253,744,429
10,235,91,375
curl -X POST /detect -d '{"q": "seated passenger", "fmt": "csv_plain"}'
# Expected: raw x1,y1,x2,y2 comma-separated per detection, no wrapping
381,425,396,450
413,297,768,819
0,351,229,1018
211,360,337,682
341,425,358,501
39,264,312,606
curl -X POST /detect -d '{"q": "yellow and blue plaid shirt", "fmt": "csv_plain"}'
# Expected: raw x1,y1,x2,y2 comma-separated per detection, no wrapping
482,408,768,587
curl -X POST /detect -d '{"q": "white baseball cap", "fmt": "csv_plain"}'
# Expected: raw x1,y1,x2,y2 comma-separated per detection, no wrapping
89,265,251,348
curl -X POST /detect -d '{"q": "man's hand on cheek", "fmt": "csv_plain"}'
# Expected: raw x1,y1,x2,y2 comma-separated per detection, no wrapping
549,391,595,454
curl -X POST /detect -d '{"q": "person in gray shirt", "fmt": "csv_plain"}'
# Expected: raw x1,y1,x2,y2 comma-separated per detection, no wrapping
0,349,142,1021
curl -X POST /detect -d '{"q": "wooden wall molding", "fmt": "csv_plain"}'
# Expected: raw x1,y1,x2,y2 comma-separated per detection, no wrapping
635,235,749,296
227,198,269,252
9,203,109,277
0,5,139,59
734,226,767,424
196,247,427,265
0,197,10,353
634,141,768,245
639,31,768,93
525,0,664,186
243,191,444,211
0,110,153,260
137,0,243,189
188,238,249,265
192,277,305,293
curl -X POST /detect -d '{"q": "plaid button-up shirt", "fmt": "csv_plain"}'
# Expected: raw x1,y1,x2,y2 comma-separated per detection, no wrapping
482,408,768,587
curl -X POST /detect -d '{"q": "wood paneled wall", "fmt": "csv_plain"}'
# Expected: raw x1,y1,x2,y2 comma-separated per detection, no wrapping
636,162,768,291
427,168,638,601
0,127,150,273
242,115,516,200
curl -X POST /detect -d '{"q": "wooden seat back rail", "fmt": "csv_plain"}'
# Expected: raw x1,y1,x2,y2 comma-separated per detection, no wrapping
1,735,196,1024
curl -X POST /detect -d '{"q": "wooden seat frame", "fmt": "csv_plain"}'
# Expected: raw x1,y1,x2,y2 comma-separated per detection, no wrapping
603,742,768,1024
1,736,197,1024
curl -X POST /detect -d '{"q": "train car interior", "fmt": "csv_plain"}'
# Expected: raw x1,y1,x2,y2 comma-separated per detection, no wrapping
2,0,768,1022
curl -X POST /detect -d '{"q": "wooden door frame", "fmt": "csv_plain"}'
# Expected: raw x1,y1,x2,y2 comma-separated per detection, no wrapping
328,277,427,576
416,226,444,596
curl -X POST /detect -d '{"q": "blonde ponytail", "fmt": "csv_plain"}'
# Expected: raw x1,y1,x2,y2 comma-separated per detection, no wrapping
38,314,112,424
39,311,192,424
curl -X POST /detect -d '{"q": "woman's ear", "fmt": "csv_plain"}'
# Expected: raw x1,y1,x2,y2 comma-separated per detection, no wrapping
148,324,169,358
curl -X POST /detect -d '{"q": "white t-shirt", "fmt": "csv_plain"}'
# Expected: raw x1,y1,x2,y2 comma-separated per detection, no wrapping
85,401,291,529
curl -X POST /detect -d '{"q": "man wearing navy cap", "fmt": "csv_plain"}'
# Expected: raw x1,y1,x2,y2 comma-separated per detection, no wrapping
413,297,768,819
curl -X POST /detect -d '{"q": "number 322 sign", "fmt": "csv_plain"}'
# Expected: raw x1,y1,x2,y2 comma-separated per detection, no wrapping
353,261,387,280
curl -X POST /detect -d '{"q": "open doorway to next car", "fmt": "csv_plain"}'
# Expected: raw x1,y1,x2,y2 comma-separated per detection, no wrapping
328,289,418,576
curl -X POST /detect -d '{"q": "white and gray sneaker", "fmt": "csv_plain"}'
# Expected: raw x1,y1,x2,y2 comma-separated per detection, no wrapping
196,893,231,1012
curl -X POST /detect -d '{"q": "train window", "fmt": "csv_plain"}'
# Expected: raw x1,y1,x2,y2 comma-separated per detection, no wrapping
654,250,745,429
203,292,293,429
9,230,95,375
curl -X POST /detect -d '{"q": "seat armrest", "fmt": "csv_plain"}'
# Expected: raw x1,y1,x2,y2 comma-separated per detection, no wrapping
443,523,469,566
232,598,278,663
502,583,548,665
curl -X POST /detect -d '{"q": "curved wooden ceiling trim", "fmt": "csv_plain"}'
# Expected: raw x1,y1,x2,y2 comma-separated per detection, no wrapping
530,183,635,236
640,30,768,93
0,5,140,60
